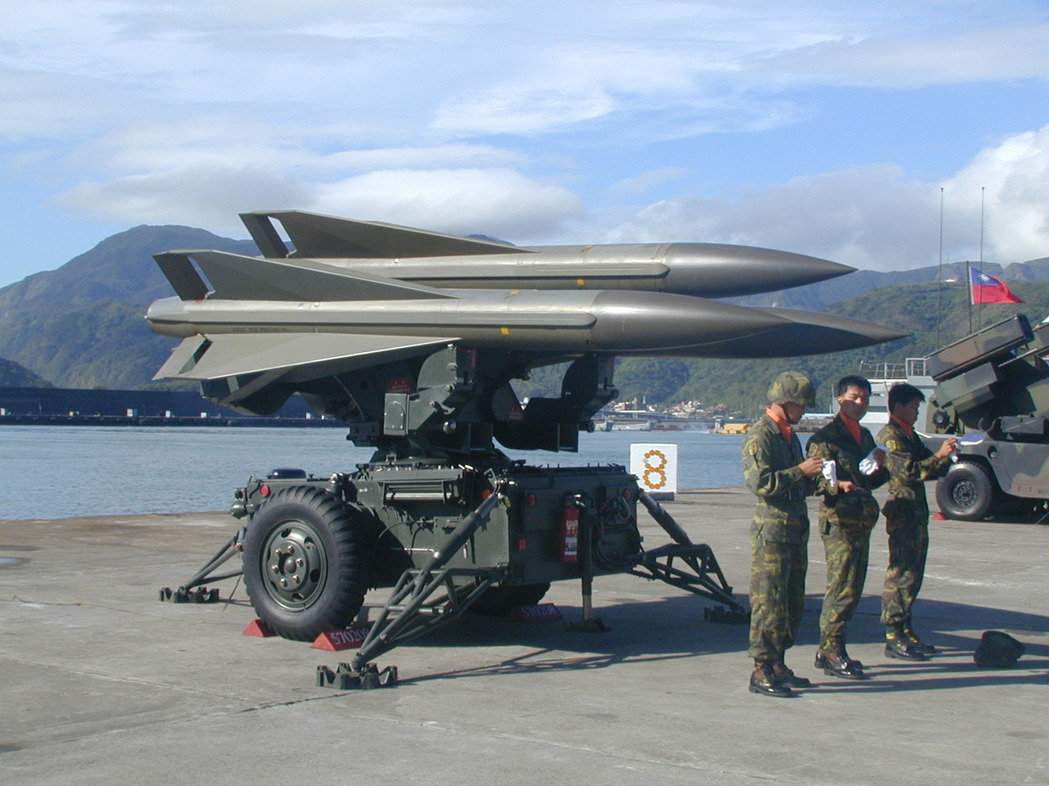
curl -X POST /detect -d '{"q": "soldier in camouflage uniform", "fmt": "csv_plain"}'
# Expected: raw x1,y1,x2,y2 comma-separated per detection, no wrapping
877,383,957,661
743,371,824,698
807,376,888,680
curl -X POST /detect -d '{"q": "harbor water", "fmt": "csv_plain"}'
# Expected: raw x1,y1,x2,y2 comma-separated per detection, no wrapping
0,426,753,520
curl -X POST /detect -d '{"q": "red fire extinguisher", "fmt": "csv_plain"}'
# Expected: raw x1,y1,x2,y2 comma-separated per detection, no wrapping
560,505,579,563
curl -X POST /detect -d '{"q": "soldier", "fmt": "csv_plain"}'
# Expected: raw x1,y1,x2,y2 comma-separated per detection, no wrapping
743,371,824,698
877,383,957,661
807,376,888,680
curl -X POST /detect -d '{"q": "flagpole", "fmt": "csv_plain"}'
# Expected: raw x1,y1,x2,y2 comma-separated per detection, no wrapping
967,260,973,333
936,187,944,349
977,187,985,331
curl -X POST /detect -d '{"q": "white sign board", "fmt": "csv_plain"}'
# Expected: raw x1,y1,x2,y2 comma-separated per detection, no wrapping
630,443,678,500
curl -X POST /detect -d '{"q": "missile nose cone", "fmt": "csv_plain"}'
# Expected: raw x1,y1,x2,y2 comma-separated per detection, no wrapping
663,243,854,298
678,308,909,358
589,291,788,351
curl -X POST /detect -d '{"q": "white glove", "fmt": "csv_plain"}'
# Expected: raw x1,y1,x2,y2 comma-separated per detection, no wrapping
859,443,887,476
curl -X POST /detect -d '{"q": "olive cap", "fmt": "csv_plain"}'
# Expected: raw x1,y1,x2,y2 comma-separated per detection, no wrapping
767,371,816,407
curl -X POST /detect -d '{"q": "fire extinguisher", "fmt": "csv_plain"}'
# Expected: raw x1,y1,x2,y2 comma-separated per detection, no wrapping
559,504,579,563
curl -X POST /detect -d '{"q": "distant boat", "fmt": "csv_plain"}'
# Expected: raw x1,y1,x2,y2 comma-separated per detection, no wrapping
852,359,935,428
609,419,652,431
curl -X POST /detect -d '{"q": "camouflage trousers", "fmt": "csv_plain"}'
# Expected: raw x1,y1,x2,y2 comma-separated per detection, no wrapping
748,534,808,664
881,509,929,630
817,523,871,653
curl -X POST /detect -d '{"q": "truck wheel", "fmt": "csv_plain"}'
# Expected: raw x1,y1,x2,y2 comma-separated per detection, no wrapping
936,462,995,521
470,583,550,616
242,486,373,641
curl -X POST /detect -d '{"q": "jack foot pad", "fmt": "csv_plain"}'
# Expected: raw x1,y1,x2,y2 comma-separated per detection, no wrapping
566,617,610,633
704,605,750,624
317,662,399,690
159,586,220,603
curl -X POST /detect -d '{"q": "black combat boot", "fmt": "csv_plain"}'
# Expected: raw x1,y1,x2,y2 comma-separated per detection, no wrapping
771,660,811,688
902,627,937,654
884,629,927,661
814,649,866,680
749,662,794,698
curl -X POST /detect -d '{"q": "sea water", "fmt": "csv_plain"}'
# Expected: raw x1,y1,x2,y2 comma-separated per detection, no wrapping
0,426,750,520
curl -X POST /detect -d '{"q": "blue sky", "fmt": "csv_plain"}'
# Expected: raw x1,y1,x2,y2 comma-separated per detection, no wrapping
3,1,1049,288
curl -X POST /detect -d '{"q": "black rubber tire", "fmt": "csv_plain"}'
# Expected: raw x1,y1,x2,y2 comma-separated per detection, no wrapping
242,486,374,641
470,582,551,616
936,462,996,521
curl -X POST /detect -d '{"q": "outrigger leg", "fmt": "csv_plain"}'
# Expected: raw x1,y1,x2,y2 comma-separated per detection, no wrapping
631,491,749,623
318,489,509,688
159,527,246,603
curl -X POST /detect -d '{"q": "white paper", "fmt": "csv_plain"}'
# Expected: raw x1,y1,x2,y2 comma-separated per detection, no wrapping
958,431,987,446
821,459,838,489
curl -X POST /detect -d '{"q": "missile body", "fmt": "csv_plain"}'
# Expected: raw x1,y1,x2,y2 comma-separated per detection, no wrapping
147,287,789,381
239,211,853,298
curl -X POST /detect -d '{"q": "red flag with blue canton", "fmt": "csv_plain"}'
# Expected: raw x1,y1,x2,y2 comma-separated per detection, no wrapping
970,268,1023,304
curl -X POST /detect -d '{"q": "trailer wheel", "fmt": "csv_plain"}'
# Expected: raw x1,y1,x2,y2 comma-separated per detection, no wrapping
243,486,373,641
471,582,550,616
936,462,995,521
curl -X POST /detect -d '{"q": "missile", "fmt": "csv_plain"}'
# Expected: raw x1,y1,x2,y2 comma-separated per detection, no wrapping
238,210,853,298
146,211,908,430
146,252,790,381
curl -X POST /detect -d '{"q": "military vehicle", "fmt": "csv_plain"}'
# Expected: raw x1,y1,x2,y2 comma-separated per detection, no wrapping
920,313,1049,521
152,210,906,682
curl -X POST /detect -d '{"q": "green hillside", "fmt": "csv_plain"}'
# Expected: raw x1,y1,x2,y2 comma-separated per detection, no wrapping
0,225,257,389
0,357,53,387
0,223,1044,416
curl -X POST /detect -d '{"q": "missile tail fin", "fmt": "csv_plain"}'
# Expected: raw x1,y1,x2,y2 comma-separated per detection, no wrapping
153,250,456,302
242,210,523,259
156,332,457,380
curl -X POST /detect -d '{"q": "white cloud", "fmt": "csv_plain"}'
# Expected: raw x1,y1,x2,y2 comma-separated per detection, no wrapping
57,164,581,241
58,166,311,235
4,1,1049,287
945,125,1049,263
312,168,582,238
591,123,1049,271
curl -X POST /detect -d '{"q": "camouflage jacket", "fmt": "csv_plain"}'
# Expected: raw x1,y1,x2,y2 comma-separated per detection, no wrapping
807,415,888,537
742,414,817,543
876,419,952,509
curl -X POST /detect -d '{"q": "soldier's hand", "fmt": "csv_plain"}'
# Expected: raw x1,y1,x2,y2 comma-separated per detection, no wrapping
798,456,824,477
838,480,856,493
935,438,958,459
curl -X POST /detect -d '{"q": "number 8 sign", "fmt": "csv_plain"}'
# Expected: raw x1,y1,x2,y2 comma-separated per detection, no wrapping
629,443,678,499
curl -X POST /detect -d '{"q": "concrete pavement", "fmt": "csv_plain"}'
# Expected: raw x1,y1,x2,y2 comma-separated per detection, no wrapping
1,488,1047,784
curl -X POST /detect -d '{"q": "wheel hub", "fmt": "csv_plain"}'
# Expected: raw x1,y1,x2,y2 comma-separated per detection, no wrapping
953,481,977,508
262,521,327,609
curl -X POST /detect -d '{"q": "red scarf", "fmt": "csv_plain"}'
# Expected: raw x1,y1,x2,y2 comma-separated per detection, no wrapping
765,406,794,443
839,412,863,445
890,413,914,438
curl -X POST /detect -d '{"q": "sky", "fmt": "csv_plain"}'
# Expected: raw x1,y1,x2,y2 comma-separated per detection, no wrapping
4,1,1049,288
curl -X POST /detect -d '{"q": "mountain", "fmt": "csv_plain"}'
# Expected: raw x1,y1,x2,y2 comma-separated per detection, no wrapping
731,258,1049,310
1,224,1047,414
0,356,53,387
0,226,257,389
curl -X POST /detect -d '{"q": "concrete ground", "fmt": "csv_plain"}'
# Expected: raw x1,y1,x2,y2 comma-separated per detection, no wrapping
1,487,1047,784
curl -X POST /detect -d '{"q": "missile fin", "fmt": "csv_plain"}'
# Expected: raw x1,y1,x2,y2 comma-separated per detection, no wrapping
155,253,211,301
156,250,457,302
244,210,525,259
154,332,457,382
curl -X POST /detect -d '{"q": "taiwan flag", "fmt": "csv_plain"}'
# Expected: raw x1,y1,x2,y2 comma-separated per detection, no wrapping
970,268,1023,304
